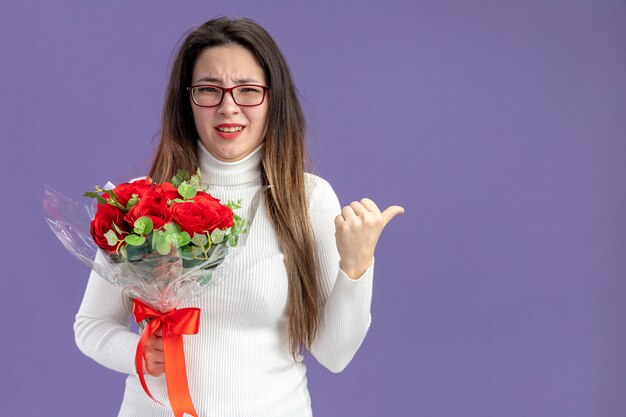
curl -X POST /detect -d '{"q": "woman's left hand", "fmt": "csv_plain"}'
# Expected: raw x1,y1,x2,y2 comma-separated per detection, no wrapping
335,198,404,280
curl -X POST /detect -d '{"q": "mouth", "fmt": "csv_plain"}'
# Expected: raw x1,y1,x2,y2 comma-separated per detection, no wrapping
215,124,245,140
216,126,244,133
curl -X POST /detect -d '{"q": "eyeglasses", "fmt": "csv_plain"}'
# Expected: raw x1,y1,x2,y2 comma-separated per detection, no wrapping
187,84,269,107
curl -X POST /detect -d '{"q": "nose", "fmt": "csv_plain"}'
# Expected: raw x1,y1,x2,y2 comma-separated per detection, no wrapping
217,90,240,116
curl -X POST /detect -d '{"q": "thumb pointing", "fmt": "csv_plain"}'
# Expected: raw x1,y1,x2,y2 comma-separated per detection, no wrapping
381,205,405,228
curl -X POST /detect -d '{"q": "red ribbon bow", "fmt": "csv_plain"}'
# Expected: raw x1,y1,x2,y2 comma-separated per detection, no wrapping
133,298,200,417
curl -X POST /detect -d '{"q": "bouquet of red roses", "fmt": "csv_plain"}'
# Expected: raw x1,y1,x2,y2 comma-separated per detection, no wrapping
44,169,258,311
44,169,265,417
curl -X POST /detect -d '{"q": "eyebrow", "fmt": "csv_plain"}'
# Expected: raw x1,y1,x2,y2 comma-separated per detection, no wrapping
195,76,260,84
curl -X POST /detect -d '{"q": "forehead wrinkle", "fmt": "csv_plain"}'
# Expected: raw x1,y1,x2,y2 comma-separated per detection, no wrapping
193,75,263,85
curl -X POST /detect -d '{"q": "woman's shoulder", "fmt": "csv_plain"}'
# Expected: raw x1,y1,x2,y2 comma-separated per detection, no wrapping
305,172,333,194
304,172,340,208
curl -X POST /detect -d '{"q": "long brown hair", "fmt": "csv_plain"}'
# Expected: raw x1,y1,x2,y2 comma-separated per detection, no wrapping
149,17,319,358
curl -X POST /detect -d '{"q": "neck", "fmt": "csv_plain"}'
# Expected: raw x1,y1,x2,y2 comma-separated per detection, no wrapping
197,140,263,187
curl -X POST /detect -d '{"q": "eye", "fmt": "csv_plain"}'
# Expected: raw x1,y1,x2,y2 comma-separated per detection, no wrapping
239,86,262,94
196,86,220,94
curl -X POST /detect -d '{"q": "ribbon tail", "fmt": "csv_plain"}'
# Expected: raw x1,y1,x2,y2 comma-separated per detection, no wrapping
164,332,198,417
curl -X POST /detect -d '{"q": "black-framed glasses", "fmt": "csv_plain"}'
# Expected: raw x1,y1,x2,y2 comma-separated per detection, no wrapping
187,84,269,107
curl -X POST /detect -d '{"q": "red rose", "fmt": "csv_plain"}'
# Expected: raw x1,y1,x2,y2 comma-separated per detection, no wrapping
156,182,181,205
104,178,153,207
90,204,129,252
192,192,235,230
170,191,234,235
124,191,172,230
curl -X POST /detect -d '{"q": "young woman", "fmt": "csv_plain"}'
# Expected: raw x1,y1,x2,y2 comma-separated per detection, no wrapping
75,16,403,417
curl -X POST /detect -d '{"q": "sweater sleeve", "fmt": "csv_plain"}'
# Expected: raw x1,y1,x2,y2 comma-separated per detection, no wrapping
306,174,374,373
73,252,140,375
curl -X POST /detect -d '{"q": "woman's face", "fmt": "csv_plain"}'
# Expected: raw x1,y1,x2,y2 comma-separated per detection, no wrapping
190,44,269,162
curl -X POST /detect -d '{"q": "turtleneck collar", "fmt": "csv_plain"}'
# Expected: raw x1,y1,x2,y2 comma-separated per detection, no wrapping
197,140,263,187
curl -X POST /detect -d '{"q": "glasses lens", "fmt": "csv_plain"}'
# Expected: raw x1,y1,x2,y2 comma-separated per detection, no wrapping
233,85,265,106
193,86,222,106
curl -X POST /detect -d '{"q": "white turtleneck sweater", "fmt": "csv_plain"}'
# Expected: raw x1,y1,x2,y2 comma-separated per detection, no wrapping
74,142,374,417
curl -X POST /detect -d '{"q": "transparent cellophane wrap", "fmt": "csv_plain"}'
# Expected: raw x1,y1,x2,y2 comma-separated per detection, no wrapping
43,183,266,313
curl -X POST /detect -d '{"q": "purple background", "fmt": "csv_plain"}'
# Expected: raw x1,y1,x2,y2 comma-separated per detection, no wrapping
1,1,625,416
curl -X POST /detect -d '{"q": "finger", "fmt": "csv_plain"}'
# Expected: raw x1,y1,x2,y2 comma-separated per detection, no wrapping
148,357,164,366
381,205,405,228
145,344,163,356
359,198,380,214
349,201,368,217
341,205,357,221
142,357,164,376
147,334,164,351
147,363,165,377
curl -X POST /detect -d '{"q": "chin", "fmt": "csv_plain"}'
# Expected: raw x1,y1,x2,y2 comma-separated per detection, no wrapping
213,144,249,162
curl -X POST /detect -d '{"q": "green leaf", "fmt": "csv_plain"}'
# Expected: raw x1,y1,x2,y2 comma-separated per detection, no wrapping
96,195,107,205
104,230,119,246
126,195,139,211
179,169,192,180
178,183,197,199
107,198,126,211
163,223,175,233
111,221,124,235
241,219,249,234
192,233,208,247
125,234,146,246
190,172,203,190
211,228,225,244
133,216,153,235
108,189,118,200
171,169,191,187
82,191,100,198
179,232,191,246
168,231,191,248
157,242,171,255
229,213,247,236
226,199,243,210
227,234,238,247
151,230,163,250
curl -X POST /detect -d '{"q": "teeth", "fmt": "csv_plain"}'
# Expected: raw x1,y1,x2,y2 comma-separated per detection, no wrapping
217,126,243,133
